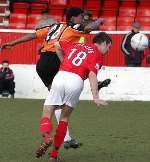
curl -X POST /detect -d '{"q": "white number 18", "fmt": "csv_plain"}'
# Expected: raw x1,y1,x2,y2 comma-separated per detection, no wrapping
68,48,87,66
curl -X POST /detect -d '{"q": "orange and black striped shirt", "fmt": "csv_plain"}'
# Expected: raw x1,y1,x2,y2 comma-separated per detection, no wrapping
36,23,86,53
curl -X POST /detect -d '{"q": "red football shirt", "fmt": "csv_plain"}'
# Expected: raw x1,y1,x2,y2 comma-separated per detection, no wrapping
60,42,103,80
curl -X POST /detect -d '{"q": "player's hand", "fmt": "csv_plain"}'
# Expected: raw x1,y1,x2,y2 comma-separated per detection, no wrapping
97,18,104,24
93,98,108,107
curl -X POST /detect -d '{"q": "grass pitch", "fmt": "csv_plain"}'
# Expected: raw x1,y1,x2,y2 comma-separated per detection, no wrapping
0,99,150,162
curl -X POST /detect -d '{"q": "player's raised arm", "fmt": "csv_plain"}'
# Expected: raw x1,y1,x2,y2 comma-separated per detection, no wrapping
84,18,104,33
1,33,37,50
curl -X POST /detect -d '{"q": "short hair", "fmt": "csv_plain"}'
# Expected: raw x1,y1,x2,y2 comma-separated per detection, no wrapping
41,9,49,14
84,10,92,18
65,7,84,23
93,32,112,45
132,21,141,29
2,60,9,64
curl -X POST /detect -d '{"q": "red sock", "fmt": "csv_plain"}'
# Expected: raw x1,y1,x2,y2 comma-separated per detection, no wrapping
50,150,58,158
39,117,52,143
54,121,68,149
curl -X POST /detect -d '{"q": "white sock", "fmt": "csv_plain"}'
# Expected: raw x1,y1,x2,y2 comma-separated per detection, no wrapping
54,109,72,142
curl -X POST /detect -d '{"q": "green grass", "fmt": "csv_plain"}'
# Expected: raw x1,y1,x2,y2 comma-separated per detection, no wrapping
0,99,150,162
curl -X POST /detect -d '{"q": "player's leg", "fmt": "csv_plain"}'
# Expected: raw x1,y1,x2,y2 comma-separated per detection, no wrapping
36,73,66,158
55,109,72,142
49,71,84,161
40,105,54,143
55,107,82,150
49,105,73,162
36,54,57,158
36,104,55,158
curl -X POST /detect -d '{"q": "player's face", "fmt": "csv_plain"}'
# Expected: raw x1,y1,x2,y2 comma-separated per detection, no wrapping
97,42,112,54
83,15,90,21
2,63,9,68
133,27,140,33
72,14,83,24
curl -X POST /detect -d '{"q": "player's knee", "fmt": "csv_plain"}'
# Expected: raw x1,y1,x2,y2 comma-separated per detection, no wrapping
60,108,73,122
59,117,69,123
42,105,55,118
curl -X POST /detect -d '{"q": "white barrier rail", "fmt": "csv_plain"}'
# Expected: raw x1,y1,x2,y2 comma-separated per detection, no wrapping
0,29,150,34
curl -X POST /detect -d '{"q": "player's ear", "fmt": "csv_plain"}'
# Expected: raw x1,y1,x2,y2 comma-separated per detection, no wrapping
70,16,75,22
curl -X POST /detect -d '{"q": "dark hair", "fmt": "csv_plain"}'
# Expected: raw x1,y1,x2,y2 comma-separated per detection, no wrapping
66,7,84,23
93,32,112,45
2,60,9,64
42,9,49,14
84,10,92,18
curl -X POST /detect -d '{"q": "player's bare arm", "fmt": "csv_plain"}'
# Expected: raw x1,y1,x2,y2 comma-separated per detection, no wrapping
1,33,37,50
54,42,64,63
88,71,108,106
88,71,99,99
84,18,104,33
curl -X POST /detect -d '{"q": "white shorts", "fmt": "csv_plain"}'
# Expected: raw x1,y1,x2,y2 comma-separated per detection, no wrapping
44,71,84,108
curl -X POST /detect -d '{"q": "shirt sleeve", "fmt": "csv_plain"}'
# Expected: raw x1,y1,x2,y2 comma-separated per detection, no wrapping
35,27,50,38
87,54,102,74
59,41,72,49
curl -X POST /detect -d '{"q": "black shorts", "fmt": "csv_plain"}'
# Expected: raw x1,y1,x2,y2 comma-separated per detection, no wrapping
36,52,60,88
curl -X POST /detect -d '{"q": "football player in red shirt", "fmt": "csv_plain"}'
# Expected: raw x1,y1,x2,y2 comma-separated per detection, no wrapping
39,32,112,162
1,8,110,152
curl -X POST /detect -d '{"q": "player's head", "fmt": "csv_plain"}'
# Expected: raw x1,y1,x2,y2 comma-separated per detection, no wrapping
42,9,48,15
66,7,84,25
83,10,92,21
2,60,9,68
93,32,112,54
41,9,49,18
132,22,141,33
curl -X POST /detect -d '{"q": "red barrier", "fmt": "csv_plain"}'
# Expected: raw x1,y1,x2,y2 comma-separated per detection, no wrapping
0,31,149,66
